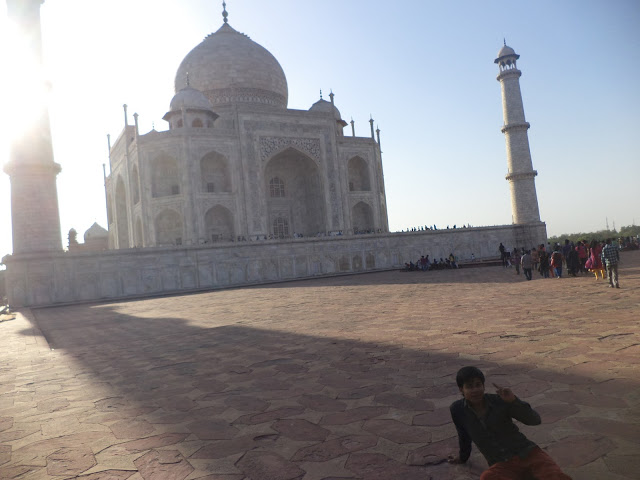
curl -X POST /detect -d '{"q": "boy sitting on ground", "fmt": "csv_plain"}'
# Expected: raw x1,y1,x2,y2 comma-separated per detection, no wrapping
448,366,571,479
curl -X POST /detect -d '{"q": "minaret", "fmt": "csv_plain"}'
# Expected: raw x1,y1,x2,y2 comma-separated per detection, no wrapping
3,0,63,253
495,42,541,224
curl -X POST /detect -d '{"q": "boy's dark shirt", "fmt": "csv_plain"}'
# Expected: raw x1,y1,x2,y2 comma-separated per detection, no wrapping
450,393,541,466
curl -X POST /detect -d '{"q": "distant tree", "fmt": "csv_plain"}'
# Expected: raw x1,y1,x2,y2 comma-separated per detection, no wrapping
548,225,639,245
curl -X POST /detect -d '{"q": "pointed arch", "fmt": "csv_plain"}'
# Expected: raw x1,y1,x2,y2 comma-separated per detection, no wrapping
131,165,140,204
107,194,114,225
134,217,143,247
115,175,130,248
155,208,183,246
204,205,234,243
347,156,371,191
152,153,180,198
200,151,231,193
352,201,374,233
265,147,325,236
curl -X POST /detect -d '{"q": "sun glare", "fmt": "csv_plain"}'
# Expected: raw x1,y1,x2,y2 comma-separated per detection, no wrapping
0,14,50,166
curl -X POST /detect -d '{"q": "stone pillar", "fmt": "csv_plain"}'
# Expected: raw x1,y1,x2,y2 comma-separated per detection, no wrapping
4,0,63,253
495,44,541,224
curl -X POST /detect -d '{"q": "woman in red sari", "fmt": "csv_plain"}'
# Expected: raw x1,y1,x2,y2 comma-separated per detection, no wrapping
586,240,605,280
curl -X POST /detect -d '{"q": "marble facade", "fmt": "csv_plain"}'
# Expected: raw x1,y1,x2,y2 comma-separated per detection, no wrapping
5,223,546,307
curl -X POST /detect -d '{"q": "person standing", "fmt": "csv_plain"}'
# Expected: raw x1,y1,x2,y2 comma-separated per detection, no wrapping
539,247,550,278
531,247,539,272
512,248,521,275
601,238,620,288
521,250,533,280
499,243,507,267
550,246,564,279
587,240,605,280
576,241,588,273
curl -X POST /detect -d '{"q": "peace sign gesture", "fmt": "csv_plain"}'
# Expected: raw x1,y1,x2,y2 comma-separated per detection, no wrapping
493,382,516,403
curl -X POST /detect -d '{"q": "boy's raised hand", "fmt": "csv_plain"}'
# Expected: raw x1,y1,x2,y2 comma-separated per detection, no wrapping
493,382,516,403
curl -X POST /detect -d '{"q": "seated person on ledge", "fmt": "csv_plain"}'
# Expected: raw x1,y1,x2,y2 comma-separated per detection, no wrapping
448,366,572,479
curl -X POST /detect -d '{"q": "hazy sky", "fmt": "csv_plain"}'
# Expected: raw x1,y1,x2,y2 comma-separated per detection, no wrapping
1,0,639,258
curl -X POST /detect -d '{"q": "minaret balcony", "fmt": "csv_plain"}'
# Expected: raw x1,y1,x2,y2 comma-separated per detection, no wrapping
501,122,530,133
505,170,537,181
496,69,522,81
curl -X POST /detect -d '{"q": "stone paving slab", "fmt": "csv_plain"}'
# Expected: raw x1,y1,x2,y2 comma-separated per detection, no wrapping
1,251,639,479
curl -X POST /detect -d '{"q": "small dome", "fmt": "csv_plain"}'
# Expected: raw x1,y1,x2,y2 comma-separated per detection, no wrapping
170,86,213,112
497,45,516,57
495,44,520,64
84,222,108,242
175,23,288,108
309,98,342,121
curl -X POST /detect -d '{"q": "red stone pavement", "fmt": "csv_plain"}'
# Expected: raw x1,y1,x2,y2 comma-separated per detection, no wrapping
1,251,639,479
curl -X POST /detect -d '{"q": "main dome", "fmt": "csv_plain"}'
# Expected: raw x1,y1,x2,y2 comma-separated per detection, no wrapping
175,23,288,108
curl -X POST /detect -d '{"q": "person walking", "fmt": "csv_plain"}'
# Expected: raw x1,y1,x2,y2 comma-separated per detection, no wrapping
512,248,521,275
550,246,564,279
601,238,620,288
521,250,533,280
538,247,550,278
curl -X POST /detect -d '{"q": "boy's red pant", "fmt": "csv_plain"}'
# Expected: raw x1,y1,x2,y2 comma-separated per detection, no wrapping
480,447,572,480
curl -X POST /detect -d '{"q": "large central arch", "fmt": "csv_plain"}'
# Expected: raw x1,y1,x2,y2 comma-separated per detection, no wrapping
264,148,325,237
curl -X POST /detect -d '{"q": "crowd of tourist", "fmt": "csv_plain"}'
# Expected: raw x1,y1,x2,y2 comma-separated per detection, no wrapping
401,224,473,232
404,253,460,271
499,236,637,288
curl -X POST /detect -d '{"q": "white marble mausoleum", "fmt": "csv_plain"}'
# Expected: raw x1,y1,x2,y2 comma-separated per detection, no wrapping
2,3,547,307
105,18,388,250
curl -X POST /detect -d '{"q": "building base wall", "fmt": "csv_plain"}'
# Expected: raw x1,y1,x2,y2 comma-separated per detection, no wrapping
3,222,547,307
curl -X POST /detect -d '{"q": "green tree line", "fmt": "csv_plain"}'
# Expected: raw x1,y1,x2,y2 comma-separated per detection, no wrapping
548,224,640,245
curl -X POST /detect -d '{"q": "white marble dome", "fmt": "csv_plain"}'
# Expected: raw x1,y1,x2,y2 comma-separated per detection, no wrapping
170,86,213,112
84,222,108,242
309,98,342,120
175,23,288,108
496,44,517,58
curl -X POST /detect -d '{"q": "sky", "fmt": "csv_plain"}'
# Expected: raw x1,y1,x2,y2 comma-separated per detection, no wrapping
1,0,639,259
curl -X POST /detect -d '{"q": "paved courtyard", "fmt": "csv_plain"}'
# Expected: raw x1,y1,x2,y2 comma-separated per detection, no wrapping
1,250,639,479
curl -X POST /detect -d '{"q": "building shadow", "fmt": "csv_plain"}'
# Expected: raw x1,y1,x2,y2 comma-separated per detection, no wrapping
9,277,639,479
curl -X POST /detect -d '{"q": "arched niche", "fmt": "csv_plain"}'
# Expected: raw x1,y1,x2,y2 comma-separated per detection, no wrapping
152,153,180,198
200,151,231,193
352,201,374,233
107,194,114,225
131,165,140,204
272,216,289,238
347,156,371,191
264,147,325,236
115,176,129,248
155,208,183,246
134,217,143,247
204,205,234,243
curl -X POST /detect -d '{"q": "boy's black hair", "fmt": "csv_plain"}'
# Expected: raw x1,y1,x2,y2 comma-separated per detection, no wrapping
456,366,485,388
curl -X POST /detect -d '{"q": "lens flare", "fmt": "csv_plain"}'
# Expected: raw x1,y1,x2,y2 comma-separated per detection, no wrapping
0,14,50,166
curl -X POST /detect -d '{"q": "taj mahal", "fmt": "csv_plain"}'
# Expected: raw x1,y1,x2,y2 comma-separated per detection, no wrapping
2,1,546,307
105,6,388,250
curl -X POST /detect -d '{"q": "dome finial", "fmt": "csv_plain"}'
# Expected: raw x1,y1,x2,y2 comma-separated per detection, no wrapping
222,1,228,24
320,89,323,100
503,38,506,46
